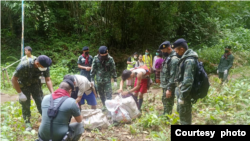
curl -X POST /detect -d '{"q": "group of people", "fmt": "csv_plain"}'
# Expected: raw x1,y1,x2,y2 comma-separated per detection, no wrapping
125,49,165,89
120,38,234,125
11,38,234,141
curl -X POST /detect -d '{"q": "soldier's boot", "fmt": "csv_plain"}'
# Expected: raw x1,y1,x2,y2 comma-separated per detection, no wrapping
25,117,32,131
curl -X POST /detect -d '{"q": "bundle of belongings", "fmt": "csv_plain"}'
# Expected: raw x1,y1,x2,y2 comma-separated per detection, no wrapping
105,93,141,123
81,109,110,130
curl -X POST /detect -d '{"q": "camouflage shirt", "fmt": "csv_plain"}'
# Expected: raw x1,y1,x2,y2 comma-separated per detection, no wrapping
90,54,117,83
160,51,179,91
175,49,198,100
13,59,50,87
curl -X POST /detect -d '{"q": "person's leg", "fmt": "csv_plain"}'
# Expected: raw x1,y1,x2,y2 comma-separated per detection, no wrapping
97,83,105,107
105,82,112,100
132,92,139,108
178,96,192,125
219,72,224,84
165,89,175,115
86,91,97,109
31,84,43,115
20,86,32,130
69,122,84,141
223,71,229,83
138,92,144,111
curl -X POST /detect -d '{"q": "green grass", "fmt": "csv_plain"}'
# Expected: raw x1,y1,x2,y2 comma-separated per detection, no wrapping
1,62,250,140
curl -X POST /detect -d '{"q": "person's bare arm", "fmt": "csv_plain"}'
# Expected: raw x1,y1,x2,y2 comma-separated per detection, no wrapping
74,115,82,122
127,61,133,64
78,64,86,70
45,77,54,93
76,96,82,103
11,76,21,93
128,73,142,93
118,80,124,93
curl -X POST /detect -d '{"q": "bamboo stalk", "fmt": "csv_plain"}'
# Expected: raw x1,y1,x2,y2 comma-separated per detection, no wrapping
2,68,5,86
5,70,11,84
21,0,25,58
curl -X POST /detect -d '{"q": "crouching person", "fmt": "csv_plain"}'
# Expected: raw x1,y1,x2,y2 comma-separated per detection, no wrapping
63,74,97,110
37,79,84,141
118,65,150,112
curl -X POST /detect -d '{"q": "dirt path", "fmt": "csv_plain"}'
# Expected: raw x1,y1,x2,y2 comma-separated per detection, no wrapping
1,93,18,103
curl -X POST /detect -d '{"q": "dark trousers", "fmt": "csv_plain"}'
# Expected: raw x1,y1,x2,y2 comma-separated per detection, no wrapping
20,83,43,122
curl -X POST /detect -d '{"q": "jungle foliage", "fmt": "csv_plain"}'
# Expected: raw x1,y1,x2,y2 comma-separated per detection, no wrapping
1,1,250,74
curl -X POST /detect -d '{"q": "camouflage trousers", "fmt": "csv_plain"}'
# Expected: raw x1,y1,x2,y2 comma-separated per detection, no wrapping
175,91,192,125
19,83,43,122
162,88,175,115
97,82,112,107
218,72,228,83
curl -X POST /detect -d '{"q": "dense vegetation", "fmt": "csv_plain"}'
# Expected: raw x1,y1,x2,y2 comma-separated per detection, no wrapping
1,1,250,141
1,1,250,73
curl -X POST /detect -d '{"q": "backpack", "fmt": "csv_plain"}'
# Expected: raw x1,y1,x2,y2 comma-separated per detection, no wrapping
180,57,210,104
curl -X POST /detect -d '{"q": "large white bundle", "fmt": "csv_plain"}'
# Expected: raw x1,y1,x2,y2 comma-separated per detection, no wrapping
105,94,141,123
81,109,110,130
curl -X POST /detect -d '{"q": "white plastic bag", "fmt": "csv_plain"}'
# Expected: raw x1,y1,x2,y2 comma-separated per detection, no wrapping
106,94,140,123
81,109,110,130
120,95,141,119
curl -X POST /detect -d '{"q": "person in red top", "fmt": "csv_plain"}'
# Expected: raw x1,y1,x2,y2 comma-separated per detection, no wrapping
118,65,150,111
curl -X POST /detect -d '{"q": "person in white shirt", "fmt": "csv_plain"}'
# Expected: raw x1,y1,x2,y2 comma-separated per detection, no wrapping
135,54,144,68
63,74,97,110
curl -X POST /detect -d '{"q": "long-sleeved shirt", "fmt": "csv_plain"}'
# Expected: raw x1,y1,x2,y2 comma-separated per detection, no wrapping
218,53,234,72
90,54,117,83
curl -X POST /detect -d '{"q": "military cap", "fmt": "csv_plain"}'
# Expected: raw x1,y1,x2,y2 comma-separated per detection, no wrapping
24,46,32,52
82,46,89,51
225,46,231,49
172,38,187,49
99,46,108,54
159,41,171,49
37,55,52,67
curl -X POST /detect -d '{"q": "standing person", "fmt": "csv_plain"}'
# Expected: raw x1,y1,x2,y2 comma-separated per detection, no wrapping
217,46,234,84
21,46,36,62
126,52,138,89
135,54,144,68
63,74,97,110
77,46,93,81
37,80,84,141
154,51,164,84
142,49,153,72
11,55,54,131
159,41,179,116
118,65,150,111
172,38,198,125
152,50,161,83
90,46,117,111
142,49,153,90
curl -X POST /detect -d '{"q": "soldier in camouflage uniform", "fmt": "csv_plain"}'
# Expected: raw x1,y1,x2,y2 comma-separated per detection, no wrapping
11,55,54,131
90,46,117,110
172,39,198,125
159,41,179,116
217,46,234,84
